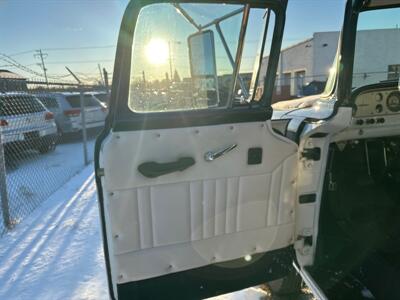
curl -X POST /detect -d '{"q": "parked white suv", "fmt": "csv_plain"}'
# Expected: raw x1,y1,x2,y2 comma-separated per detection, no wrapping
0,92,58,154
36,92,108,135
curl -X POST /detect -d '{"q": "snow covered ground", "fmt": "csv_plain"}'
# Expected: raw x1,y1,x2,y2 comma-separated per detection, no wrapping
1,135,96,235
0,165,107,300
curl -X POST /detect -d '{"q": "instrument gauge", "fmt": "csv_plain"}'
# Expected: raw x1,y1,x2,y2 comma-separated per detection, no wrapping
375,104,383,113
386,92,400,113
375,93,383,102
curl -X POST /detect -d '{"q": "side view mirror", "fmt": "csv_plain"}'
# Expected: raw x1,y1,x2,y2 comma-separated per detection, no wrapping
188,30,220,107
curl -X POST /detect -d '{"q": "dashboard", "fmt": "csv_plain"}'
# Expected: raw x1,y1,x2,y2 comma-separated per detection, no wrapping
354,87,400,125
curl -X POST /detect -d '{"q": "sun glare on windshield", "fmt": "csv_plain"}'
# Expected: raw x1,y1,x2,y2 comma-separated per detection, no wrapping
145,38,169,65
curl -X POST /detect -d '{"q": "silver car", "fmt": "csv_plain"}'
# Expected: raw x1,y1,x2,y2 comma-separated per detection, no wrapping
0,92,58,153
36,92,108,135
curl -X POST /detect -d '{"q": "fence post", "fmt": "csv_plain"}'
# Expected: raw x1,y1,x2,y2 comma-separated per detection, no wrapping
0,129,11,229
103,68,110,107
79,88,89,166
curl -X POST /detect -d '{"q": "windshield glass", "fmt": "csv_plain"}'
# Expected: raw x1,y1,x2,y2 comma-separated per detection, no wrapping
128,3,276,113
323,50,339,95
268,0,345,110
352,7,400,90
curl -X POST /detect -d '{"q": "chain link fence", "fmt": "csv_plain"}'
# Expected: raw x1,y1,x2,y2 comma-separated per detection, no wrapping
0,76,109,235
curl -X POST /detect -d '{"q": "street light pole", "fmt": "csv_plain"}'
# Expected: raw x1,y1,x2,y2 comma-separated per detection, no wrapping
168,41,173,82
168,40,181,82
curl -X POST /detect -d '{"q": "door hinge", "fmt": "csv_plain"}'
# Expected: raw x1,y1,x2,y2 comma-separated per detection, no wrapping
301,147,321,161
97,168,105,177
295,233,313,256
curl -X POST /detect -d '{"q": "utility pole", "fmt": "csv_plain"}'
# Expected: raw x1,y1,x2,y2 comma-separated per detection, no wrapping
98,64,105,86
103,68,109,93
142,70,146,84
34,49,49,86
65,66,81,84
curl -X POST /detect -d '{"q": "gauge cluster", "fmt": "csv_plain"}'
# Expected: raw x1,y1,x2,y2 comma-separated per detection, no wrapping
354,88,400,118
387,91,400,113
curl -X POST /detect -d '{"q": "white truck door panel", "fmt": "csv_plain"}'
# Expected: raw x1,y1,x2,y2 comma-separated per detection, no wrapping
100,121,297,283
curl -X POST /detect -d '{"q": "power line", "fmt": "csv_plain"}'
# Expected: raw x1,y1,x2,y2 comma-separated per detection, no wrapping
0,53,45,77
4,58,108,83
7,50,36,57
0,53,72,80
42,45,116,51
27,59,114,65
5,36,316,57
7,45,117,57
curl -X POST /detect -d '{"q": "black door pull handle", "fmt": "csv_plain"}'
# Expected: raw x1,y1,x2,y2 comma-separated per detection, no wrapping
138,157,195,178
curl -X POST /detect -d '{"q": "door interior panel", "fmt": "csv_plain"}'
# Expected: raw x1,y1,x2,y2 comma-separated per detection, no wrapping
100,121,298,286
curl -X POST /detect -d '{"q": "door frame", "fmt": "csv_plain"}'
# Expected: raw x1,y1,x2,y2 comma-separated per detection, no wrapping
106,0,288,132
95,1,290,299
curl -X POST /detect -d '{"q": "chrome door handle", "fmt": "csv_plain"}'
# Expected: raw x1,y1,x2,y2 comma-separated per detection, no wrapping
204,144,237,162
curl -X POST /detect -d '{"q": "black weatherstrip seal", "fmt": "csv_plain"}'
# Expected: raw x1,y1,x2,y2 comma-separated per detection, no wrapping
113,108,272,131
94,134,114,299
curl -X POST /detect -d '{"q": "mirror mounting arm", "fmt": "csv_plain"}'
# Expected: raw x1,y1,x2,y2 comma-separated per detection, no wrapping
215,23,249,99
173,3,202,31
174,2,250,105
227,4,251,107
249,8,271,104
199,7,244,31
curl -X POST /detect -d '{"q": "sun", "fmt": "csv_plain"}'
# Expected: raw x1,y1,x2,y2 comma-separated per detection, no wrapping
145,38,169,65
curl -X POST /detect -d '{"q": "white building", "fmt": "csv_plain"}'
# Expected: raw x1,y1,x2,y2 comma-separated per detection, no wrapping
260,28,400,102
352,28,400,89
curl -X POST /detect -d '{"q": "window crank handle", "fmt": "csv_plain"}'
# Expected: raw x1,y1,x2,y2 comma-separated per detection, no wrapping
204,144,237,161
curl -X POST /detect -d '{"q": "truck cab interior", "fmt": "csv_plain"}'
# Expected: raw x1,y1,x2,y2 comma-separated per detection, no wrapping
301,1,400,298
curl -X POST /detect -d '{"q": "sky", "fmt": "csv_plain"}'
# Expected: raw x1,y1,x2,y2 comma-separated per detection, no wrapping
0,0,347,83
0,0,128,83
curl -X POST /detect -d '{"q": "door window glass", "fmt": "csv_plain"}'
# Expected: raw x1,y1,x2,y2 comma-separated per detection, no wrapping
128,3,276,113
